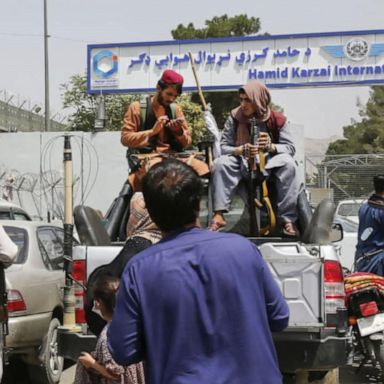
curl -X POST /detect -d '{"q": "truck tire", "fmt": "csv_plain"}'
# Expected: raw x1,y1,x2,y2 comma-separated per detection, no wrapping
29,318,64,384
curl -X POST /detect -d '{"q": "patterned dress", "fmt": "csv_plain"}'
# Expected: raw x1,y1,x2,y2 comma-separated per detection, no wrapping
73,325,145,384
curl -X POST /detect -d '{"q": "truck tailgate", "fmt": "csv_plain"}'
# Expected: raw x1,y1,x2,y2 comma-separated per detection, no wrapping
260,242,323,327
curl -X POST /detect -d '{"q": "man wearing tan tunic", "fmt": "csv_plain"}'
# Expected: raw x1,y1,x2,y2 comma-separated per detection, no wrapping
121,69,209,191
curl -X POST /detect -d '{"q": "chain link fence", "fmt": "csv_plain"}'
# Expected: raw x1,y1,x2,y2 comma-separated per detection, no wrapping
305,154,384,207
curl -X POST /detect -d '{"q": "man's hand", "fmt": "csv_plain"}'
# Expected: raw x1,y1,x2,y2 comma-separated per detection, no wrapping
149,116,169,137
257,132,272,151
167,117,185,135
241,143,258,159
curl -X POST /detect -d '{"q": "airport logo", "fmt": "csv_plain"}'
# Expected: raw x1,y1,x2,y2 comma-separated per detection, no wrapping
93,50,118,78
321,39,384,61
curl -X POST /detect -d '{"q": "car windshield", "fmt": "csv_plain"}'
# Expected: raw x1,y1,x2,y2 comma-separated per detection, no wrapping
337,203,361,217
3,226,28,263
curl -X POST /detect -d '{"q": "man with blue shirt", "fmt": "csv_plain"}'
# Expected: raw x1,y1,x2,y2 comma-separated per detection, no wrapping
355,175,384,274
108,159,289,384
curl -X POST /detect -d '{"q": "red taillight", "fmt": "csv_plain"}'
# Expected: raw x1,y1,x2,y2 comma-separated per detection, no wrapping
324,260,344,283
360,301,379,317
72,260,86,324
324,261,346,323
7,290,26,313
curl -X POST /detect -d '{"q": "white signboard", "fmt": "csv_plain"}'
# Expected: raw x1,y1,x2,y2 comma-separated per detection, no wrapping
87,30,384,94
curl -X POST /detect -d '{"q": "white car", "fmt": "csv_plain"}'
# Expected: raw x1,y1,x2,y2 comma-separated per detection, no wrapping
333,216,358,272
2,220,75,384
335,199,364,225
0,199,31,221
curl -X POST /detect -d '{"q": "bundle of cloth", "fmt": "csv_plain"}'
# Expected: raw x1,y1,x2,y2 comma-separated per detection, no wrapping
344,272,384,301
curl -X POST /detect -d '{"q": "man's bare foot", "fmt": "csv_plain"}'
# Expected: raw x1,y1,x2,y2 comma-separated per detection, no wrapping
208,213,227,231
282,222,299,236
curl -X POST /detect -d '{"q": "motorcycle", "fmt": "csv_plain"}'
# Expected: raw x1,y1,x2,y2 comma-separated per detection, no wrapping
345,272,384,380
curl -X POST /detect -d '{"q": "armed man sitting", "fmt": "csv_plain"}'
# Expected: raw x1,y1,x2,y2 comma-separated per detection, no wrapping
121,69,209,191
208,80,303,236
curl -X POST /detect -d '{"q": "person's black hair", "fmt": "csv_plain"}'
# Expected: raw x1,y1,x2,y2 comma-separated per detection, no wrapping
373,175,384,194
142,159,203,232
157,79,183,95
93,273,120,316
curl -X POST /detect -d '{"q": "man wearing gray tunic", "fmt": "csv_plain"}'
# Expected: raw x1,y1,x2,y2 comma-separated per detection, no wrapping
209,80,302,236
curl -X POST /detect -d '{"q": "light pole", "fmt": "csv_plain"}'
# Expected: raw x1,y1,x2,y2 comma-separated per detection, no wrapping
44,0,50,132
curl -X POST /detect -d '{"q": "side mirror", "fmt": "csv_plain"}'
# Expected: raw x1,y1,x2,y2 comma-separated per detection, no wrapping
330,223,344,243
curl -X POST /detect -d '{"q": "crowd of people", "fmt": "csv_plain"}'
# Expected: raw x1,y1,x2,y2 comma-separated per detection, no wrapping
74,69,293,383
73,68,384,383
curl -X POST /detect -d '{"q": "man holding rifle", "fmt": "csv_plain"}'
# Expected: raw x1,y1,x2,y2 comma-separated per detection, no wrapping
121,69,209,191
209,80,302,236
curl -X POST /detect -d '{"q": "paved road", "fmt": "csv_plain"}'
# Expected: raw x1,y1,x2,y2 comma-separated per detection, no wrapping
59,363,76,383
57,364,382,384
2,359,383,383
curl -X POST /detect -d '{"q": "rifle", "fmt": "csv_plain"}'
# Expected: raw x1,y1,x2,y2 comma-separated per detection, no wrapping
248,119,277,236
130,150,204,161
255,144,277,236
248,118,259,236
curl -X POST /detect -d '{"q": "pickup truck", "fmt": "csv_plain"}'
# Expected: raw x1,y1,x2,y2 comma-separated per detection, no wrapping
57,197,352,380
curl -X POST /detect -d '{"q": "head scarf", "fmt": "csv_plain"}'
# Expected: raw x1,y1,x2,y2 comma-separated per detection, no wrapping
231,80,272,146
126,192,162,244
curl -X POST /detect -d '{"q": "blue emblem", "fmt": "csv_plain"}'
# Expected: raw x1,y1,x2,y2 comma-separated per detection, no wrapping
93,50,118,78
321,39,384,61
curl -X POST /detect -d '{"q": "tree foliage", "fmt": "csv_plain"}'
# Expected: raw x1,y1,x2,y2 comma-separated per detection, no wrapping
171,14,261,39
326,86,384,155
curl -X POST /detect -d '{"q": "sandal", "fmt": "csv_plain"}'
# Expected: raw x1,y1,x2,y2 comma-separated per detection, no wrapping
208,220,226,232
282,222,299,237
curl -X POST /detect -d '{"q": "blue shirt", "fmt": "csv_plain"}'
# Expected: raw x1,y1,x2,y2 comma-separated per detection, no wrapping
355,197,384,259
108,227,289,384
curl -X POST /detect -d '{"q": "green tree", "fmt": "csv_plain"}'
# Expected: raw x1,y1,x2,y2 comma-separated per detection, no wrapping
171,14,261,39
326,86,384,155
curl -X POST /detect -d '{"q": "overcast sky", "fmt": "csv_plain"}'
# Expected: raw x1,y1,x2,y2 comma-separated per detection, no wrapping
0,0,383,138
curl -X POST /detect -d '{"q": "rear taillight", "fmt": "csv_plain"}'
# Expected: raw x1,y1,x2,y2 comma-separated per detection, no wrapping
360,301,379,317
72,260,86,324
7,290,26,313
324,260,345,325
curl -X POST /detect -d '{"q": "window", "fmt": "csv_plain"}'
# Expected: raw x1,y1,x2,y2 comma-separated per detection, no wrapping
13,212,31,221
3,226,28,264
37,228,64,270
337,203,361,217
0,212,11,220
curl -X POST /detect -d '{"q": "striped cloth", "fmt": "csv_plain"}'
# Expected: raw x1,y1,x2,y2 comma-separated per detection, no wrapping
344,272,384,300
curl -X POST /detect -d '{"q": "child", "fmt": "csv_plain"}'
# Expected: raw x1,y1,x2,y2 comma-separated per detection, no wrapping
74,274,145,384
